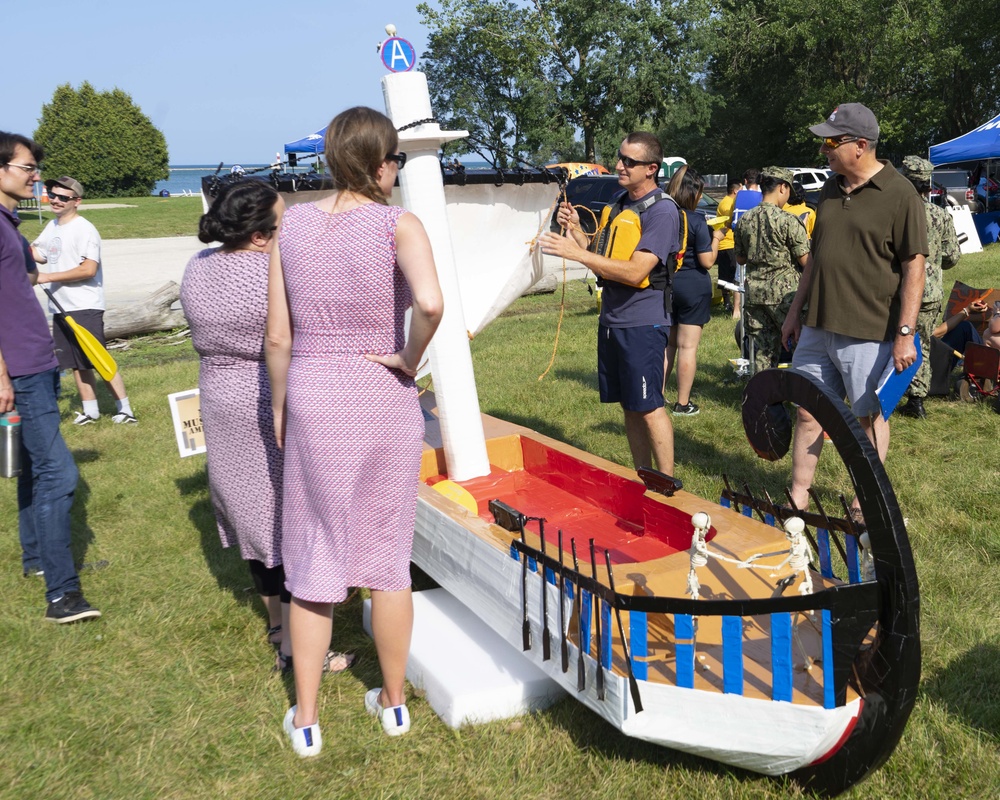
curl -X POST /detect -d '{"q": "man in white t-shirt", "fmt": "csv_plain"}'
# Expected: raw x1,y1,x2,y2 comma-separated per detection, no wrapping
31,176,136,424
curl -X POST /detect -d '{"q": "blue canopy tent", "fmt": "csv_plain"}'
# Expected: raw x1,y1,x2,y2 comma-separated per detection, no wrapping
930,113,1000,243
929,113,1000,165
284,128,326,154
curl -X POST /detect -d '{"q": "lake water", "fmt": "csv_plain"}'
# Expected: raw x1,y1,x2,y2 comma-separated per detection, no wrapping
153,164,271,196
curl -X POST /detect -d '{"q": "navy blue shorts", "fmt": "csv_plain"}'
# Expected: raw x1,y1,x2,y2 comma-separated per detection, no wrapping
598,324,668,412
671,268,712,326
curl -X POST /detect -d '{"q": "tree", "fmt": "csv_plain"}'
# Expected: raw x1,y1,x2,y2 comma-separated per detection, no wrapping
697,0,1000,175
34,83,169,198
419,0,713,166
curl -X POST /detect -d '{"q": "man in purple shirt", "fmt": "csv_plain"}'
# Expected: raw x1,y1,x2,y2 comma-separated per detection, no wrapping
0,131,100,623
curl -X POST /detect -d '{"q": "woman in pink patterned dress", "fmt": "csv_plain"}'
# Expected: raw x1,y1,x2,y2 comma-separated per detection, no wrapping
267,107,443,757
182,180,354,676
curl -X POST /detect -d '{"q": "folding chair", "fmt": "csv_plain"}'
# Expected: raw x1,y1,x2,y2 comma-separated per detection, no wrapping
957,343,1000,402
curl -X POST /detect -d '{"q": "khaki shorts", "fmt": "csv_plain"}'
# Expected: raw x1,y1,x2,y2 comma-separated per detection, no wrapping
791,325,894,417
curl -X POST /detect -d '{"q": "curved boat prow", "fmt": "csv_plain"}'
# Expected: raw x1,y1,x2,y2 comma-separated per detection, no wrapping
742,369,921,796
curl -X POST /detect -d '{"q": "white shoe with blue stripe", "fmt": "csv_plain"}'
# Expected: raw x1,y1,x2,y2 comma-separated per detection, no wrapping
283,706,322,757
365,688,410,736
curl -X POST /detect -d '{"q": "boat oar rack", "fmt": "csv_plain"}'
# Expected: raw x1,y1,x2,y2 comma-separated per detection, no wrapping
492,498,880,717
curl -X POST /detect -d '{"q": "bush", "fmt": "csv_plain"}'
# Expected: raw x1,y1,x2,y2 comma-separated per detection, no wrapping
34,82,169,198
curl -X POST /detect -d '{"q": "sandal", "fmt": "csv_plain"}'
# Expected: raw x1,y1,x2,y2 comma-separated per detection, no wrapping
275,649,357,675
266,624,282,646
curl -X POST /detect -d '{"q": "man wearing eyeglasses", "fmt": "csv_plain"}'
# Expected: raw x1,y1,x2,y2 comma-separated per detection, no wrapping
30,176,137,425
539,132,679,475
780,104,927,514
0,131,101,623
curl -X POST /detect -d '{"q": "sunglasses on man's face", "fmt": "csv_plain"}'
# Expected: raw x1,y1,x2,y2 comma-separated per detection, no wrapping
49,193,78,203
385,152,407,169
617,151,656,169
822,136,859,150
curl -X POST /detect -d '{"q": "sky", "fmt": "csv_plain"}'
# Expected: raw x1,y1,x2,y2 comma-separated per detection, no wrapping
4,0,436,164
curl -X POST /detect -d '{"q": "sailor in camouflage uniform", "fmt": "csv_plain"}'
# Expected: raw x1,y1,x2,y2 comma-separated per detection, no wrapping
897,156,961,419
733,166,812,374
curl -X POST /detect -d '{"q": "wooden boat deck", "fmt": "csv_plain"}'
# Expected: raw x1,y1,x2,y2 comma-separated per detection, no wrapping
420,408,870,708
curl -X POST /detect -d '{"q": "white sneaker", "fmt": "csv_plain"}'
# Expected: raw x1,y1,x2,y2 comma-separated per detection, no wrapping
73,412,98,425
364,688,410,736
283,706,322,757
111,412,138,425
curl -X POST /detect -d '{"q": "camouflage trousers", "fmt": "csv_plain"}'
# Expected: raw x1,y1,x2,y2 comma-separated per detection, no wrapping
745,301,792,375
907,301,941,399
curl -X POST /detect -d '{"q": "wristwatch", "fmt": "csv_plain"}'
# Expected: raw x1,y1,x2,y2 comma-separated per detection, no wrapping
897,325,914,336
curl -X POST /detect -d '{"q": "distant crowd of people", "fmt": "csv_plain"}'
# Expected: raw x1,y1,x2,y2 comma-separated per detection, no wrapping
542,102,997,522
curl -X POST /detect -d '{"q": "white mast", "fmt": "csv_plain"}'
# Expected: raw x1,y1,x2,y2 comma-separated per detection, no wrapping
382,71,490,481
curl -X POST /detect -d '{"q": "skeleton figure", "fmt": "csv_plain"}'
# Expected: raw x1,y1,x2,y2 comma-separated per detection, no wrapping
686,512,711,600
770,517,814,595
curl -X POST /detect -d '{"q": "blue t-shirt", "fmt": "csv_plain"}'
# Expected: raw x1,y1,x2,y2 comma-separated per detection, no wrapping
731,188,763,229
678,210,712,271
600,189,679,328
0,206,58,378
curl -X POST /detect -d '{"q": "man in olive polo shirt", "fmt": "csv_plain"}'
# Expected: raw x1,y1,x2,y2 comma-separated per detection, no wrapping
781,104,927,512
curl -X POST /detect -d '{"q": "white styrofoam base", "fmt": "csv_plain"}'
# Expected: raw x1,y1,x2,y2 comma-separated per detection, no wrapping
362,588,566,729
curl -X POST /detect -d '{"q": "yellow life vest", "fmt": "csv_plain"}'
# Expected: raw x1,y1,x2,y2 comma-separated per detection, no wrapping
590,190,678,292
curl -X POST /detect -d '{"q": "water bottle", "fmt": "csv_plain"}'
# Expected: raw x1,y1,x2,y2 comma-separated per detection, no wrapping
1,411,22,478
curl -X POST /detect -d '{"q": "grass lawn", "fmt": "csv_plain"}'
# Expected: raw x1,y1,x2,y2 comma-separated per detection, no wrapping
16,195,204,242
1,247,998,799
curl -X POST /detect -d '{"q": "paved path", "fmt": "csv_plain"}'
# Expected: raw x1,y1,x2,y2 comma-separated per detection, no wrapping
100,236,204,307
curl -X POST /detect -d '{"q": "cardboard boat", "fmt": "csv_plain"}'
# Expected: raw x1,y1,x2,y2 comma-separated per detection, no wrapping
370,71,919,797
412,367,918,796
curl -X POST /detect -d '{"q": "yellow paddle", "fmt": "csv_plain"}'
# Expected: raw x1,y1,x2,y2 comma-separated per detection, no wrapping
431,479,479,514
43,288,118,381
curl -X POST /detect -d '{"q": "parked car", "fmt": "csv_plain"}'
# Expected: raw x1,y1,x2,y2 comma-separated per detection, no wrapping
551,175,718,235
788,167,831,192
787,167,831,207
930,169,975,210
974,175,1000,213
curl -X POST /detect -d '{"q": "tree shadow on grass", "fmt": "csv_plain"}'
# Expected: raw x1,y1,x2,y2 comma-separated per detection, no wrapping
923,642,1000,739
68,470,95,568
175,468,257,616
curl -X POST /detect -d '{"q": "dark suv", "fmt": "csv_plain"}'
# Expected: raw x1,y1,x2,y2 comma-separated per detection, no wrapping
930,169,975,210
552,175,718,234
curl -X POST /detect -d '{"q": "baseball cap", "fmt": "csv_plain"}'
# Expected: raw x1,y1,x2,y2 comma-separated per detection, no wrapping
45,176,84,199
899,156,933,182
761,165,794,185
809,104,880,142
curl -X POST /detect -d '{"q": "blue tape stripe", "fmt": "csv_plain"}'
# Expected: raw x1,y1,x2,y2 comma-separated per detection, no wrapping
601,601,612,669
822,609,835,709
509,543,518,560
630,611,648,681
817,528,833,578
845,535,860,584
545,566,556,586
741,504,753,518
764,512,775,527
581,591,592,654
528,556,538,573
720,495,732,509
722,616,743,695
675,614,694,688
771,613,793,702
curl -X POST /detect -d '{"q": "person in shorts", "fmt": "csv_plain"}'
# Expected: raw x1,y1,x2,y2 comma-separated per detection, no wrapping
781,104,927,512
540,132,680,474
31,176,137,424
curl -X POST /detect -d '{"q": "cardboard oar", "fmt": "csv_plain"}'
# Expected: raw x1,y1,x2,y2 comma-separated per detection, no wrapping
558,529,569,673
43,288,117,381
589,538,606,701
539,519,551,662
